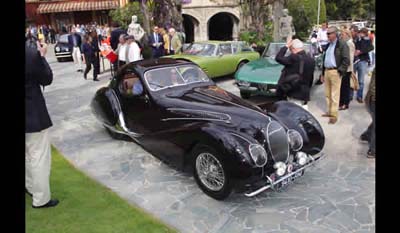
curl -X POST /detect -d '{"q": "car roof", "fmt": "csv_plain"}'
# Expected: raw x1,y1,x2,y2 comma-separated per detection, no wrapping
116,58,193,77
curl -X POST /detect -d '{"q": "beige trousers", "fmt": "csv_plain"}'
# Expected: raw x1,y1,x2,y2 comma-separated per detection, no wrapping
26,129,51,207
72,47,82,70
324,69,342,118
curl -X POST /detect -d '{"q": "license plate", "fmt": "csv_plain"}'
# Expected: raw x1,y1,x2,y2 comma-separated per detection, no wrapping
276,170,304,189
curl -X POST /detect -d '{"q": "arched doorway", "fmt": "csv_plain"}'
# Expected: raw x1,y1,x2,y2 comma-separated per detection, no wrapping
182,14,199,43
208,12,239,41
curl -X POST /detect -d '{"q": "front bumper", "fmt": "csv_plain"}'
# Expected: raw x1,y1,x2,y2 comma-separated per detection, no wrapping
236,82,277,94
55,52,72,58
244,152,326,197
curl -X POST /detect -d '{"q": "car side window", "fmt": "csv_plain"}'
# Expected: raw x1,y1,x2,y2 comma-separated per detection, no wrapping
119,73,143,97
232,43,239,54
240,43,252,52
219,44,232,55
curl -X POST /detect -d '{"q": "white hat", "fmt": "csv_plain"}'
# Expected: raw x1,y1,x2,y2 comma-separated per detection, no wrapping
292,39,304,49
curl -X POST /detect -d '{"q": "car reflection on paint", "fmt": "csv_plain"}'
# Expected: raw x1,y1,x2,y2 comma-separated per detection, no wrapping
91,58,326,200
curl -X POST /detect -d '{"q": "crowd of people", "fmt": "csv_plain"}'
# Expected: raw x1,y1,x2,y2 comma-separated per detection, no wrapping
276,22,375,158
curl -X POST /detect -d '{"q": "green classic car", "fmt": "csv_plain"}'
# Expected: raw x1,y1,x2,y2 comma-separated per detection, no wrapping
235,42,322,99
166,41,260,78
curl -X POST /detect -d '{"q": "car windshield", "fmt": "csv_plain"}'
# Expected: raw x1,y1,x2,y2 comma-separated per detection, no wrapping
59,34,69,43
144,65,210,91
262,43,312,58
183,43,216,56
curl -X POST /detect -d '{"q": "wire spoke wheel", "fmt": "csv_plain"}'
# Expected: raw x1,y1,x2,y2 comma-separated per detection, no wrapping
195,152,225,191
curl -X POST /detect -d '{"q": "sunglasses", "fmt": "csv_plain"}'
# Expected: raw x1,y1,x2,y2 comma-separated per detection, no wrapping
327,32,334,35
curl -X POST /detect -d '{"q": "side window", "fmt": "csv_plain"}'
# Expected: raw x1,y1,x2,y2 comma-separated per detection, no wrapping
119,73,143,97
219,44,232,55
232,43,239,54
240,43,252,52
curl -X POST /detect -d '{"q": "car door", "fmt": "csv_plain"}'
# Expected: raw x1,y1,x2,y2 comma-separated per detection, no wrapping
214,43,237,76
118,78,162,136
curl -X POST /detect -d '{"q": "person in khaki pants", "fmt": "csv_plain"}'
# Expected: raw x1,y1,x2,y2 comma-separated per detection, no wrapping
320,26,350,124
26,37,59,208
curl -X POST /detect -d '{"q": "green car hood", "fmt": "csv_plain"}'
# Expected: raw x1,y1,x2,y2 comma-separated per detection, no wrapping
235,57,283,84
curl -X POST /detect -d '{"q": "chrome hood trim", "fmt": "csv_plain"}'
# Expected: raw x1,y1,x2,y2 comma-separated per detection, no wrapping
162,108,232,124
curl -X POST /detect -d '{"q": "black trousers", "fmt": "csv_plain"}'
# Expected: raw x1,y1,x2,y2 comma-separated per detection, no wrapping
339,72,351,106
84,55,100,79
118,60,126,70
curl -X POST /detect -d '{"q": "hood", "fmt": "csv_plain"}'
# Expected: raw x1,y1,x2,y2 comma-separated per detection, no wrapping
235,57,283,84
158,85,272,129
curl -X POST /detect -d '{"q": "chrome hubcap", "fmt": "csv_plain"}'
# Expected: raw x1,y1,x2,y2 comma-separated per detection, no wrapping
196,153,225,191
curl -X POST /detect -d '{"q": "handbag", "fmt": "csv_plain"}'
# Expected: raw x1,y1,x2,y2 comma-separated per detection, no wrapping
350,72,359,90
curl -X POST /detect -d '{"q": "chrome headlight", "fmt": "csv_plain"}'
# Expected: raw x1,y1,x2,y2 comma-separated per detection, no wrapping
65,47,69,52
273,161,287,176
295,152,308,166
237,80,250,87
55,47,60,52
287,129,303,151
249,144,267,167
264,121,289,163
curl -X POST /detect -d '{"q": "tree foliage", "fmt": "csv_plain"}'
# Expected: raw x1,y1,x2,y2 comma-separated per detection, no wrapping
325,0,375,20
153,0,183,31
109,2,143,30
287,0,327,40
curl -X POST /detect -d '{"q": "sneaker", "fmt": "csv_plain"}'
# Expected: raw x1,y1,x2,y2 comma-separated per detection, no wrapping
366,149,375,158
32,199,59,208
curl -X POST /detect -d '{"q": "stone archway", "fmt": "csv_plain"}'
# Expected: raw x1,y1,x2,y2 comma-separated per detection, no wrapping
208,12,239,41
182,14,199,43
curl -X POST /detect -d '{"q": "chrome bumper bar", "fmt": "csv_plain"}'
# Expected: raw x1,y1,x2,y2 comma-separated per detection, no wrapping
244,152,326,197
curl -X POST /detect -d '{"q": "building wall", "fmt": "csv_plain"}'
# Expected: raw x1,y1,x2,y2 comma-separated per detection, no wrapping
182,0,241,41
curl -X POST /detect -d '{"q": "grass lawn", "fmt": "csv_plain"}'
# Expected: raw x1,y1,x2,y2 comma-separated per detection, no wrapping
26,146,177,233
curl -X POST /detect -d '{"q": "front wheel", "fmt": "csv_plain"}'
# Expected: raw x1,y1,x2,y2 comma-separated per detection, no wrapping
192,144,232,200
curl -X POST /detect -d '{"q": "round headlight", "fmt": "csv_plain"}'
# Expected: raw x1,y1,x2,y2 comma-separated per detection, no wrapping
237,80,250,87
65,48,69,52
296,152,308,166
273,162,287,176
249,144,267,167
287,129,303,151
55,47,60,52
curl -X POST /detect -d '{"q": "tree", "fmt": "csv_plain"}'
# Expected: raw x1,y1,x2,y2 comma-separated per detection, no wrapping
287,0,327,40
152,0,183,31
109,2,143,30
325,0,375,20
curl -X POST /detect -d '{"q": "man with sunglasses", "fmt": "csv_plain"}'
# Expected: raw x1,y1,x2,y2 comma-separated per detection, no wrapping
320,26,350,124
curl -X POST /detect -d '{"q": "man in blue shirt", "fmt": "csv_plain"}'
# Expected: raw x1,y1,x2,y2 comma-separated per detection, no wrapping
320,26,350,124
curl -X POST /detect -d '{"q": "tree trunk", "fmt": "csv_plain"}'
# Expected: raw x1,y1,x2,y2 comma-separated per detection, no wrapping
139,0,151,34
153,0,183,30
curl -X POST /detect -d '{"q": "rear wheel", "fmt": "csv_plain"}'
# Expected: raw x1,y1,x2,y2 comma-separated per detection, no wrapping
236,61,247,72
192,144,232,200
240,90,251,99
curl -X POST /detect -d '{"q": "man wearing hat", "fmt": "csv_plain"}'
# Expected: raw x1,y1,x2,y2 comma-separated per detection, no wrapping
275,38,315,110
320,26,350,124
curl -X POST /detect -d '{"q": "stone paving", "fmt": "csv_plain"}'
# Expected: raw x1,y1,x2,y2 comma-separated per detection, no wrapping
43,45,375,233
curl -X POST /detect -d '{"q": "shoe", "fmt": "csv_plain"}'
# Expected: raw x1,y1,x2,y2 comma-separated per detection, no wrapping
360,134,370,143
356,98,364,103
83,75,87,80
328,117,337,124
321,113,332,117
25,188,32,197
366,149,375,158
93,78,99,81
32,199,59,208
339,105,348,110
315,79,323,85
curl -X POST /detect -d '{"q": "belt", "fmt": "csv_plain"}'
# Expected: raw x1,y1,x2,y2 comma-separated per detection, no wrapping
325,67,337,70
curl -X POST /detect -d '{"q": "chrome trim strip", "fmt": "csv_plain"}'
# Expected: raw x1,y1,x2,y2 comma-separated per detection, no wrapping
55,55,72,58
166,108,232,123
55,52,71,55
161,117,230,123
244,152,326,197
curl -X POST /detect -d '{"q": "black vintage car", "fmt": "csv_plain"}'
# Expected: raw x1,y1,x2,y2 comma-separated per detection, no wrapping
91,58,326,200
54,34,73,62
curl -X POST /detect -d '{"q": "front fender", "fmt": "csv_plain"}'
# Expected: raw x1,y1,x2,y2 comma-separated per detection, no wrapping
266,101,325,155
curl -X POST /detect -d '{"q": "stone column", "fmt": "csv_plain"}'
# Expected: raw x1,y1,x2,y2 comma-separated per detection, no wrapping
198,19,208,41
232,18,239,40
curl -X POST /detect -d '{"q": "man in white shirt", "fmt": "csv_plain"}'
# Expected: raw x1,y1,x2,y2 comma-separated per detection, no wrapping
115,34,127,69
125,35,141,63
317,22,329,48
